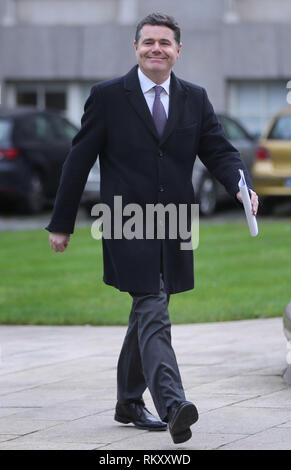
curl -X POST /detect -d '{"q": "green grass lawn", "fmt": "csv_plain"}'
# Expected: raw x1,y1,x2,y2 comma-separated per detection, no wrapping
0,220,290,325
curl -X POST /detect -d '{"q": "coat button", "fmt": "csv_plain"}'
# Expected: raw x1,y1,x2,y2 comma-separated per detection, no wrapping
158,149,164,157
159,185,165,192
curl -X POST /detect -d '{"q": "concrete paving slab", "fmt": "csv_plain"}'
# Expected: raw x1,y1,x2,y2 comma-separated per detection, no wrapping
220,427,291,450
1,403,114,422
96,430,247,451
0,407,27,418
230,388,291,409
192,406,291,435
276,421,291,429
0,439,103,450
0,414,148,446
186,374,287,396
0,434,20,443
187,393,259,413
0,318,289,450
0,416,65,434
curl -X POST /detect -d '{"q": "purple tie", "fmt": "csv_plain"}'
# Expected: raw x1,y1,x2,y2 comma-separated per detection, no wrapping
152,85,167,137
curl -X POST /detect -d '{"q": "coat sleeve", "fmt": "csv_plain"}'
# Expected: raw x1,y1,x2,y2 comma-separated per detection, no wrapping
45,85,106,234
197,87,253,199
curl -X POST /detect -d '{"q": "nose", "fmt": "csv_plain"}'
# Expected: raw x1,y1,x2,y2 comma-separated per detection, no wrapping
151,41,162,53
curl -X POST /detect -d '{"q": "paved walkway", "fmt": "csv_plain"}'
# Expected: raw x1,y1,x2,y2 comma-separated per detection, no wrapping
0,318,290,450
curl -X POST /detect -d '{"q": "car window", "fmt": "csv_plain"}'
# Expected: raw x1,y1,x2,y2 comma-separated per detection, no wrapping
268,115,291,140
18,115,56,142
219,116,248,141
0,119,12,146
50,115,78,141
34,115,56,141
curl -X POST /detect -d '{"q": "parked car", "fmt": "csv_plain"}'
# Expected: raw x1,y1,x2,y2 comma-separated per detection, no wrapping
192,113,256,215
0,107,78,213
252,106,291,213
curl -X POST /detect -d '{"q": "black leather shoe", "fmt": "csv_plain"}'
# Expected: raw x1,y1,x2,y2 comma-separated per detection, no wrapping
168,401,199,444
114,402,167,431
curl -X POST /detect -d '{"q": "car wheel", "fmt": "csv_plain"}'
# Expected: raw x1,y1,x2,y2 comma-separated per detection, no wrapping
19,171,45,214
198,175,217,216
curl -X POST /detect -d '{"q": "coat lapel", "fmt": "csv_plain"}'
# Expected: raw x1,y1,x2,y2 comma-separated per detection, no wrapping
124,65,159,140
123,65,188,144
160,71,188,145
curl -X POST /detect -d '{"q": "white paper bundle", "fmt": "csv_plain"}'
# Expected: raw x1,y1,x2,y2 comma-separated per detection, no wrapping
238,169,258,237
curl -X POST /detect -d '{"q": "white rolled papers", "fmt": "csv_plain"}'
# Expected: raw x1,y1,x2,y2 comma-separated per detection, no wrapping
238,169,258,237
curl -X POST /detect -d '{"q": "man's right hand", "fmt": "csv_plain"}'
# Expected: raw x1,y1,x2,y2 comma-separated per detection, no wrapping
49,232,71,252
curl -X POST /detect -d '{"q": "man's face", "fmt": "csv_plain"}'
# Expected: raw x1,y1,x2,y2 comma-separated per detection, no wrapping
134,24,182,78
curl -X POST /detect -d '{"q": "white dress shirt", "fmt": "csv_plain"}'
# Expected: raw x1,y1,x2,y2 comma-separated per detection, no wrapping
137,67,170,117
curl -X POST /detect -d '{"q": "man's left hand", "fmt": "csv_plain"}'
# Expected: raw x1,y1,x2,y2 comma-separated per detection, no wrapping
236,189,259,216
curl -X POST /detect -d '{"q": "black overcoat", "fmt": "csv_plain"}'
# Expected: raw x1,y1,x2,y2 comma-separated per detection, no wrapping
45,65,253,294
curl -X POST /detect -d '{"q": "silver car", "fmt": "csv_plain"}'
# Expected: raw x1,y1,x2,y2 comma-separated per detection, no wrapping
192,113,256,215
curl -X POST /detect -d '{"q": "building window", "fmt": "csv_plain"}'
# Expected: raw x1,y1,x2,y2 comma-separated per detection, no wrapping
6,80,104,125
16,90,37,107
13,83,67,112
227,80,288,137
45,91,66,111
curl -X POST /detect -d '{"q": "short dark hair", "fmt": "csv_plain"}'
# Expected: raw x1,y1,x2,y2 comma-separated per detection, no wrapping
135,13,181,46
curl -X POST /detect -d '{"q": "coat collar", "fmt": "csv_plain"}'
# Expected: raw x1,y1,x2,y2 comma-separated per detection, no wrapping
137,66,170,96
124,65,188,145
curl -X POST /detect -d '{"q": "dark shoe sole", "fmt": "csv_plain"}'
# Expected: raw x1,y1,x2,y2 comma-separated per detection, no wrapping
172,427,192,444
114,413,167,431
169,402,199,444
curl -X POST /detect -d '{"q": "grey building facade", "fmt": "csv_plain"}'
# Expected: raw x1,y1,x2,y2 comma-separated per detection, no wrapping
1,0,291,134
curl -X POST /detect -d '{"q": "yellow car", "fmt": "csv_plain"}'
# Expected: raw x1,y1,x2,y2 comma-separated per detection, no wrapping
253,106,291,213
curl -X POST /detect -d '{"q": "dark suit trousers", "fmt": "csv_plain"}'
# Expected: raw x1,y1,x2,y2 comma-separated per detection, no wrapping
116,266,186,421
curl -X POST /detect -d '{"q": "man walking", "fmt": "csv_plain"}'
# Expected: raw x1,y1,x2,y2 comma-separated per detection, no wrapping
46,13,258,444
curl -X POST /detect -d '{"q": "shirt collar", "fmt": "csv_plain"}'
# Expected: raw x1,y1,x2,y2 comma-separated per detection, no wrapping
138,67,170,95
